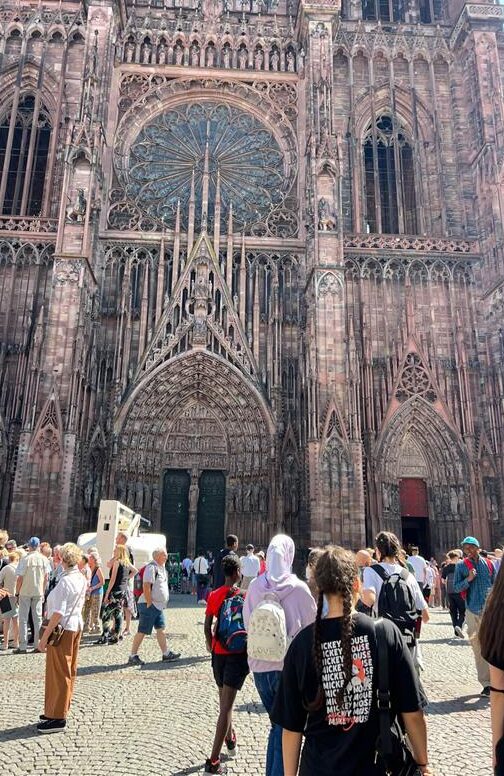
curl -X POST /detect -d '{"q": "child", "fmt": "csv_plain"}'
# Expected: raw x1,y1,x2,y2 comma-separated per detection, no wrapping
203,555,249,775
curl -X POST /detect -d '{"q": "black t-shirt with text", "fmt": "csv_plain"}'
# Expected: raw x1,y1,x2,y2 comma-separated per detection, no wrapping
271,613,422,776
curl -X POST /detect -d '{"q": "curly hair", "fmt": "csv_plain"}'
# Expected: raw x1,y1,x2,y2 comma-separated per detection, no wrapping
307,546,358,713
222,554,241,578
60,542,82,568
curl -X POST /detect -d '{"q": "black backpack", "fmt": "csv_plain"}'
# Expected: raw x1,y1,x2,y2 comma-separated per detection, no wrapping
373,565,418,637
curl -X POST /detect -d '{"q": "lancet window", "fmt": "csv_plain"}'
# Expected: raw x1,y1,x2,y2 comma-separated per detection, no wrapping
0,95,52,217
361,0,442,21
363,115,417,235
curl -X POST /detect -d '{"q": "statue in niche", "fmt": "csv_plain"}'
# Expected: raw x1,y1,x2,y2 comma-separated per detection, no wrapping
252,482,260,512
259,484,268,514
175,42,184,65
254,49,264,70
458,485,466,518
66,188,87,223
243,483,252,512
125,40,135,63
286,50,295,72
270,49,280,71
233,479,242,513
382,482,391,512
238,48,248,70
190,43,200,67
189,476,199,515
142,41,151,64
223,46,231,68
135,482,144,510
318,197,336,231
158,43,167,65
206,45,215,67
84,473,93,509
284,454,299,516
450,486,459,518
298,47,305,75
93,472,102,508
152,486,160,510
117,476,126,502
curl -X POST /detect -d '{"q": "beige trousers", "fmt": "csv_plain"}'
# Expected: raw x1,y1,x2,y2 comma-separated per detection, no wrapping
466,609,490,686
44,629,81,719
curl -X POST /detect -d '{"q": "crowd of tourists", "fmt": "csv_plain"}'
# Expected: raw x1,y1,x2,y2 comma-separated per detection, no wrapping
0,526,503,775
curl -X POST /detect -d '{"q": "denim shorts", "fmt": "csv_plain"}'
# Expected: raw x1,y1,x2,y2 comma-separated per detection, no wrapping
137,603,165,634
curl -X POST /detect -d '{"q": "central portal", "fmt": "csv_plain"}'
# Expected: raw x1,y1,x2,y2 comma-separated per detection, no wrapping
162,468,226,557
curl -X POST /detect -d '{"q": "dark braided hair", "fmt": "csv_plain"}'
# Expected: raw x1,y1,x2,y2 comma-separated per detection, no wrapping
306,546,358,713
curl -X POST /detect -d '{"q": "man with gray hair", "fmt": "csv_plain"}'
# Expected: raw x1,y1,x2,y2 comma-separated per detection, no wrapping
127,547,180,666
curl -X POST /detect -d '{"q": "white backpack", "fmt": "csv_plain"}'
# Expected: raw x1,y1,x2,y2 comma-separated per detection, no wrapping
247,593,288,662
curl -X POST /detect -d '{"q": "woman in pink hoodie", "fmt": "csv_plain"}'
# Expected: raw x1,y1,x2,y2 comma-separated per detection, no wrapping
243,534,316,776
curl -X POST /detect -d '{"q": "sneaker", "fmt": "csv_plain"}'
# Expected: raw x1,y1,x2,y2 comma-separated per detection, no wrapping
162,650,181,662
454,626,464,639
225,730,237,758
127,654,145,666
94,636,108,645
36,719,66,734
204,759,227,775
481,686,491,697
39,714,51,721
13,648,27,654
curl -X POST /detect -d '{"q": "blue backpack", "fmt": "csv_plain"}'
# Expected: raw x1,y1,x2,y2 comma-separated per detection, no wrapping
217,587,247,653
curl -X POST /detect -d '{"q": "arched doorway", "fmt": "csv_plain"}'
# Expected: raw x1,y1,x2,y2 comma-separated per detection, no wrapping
375,397,470,556
112,350,276,551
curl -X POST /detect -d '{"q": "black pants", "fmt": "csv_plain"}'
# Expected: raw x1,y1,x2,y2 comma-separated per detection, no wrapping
448,593,465,629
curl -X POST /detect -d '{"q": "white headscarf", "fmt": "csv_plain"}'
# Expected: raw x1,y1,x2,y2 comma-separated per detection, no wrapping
266,534,295,583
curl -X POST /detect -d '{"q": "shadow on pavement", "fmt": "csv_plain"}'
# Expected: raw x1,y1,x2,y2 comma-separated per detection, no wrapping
234,701,267,714
169,766,203,776
0,724,41,742
140,655,209,670
426,694,489,714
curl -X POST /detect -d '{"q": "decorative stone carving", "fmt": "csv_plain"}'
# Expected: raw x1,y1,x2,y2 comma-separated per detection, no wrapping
66,188,87,223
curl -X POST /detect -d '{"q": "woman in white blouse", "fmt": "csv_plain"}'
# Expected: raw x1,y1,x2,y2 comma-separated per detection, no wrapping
36,542,87,734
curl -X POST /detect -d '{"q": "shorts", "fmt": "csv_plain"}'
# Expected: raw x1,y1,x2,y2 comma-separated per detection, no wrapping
211,652,249,690
137,602,165,635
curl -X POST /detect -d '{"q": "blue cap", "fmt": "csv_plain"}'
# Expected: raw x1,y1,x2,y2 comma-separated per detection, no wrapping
461,536,480,548
28,536,40,548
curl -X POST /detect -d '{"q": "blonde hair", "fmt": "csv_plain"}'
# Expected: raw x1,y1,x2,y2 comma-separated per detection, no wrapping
0,530,8,547
114,544,131,566
8,550,20,563
0,548,8,559
60,542,83,568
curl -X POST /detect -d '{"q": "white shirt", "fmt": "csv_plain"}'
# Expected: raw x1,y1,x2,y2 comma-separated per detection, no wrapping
16,551,51,597
46,568,87,631
408,554,428,585
425,565,436,588
240,553,260,578
0,563,17,595
362,562,428,617
193,556,209,575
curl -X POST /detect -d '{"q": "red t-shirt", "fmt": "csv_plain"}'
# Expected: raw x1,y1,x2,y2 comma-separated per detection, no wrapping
206,585,244,655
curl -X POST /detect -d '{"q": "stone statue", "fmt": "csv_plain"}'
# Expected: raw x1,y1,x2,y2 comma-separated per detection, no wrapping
66,188,87,223
254,49,264,70
206,45,215,67
125,40,135,63
223,46,231,68
382,482,391,511
318,197,336,231
238,48,248,70
450,486,459,517
270,49,280,71
175,42,184,65
142,41,151,64
158,43,167,65
84,473,93,509
259,484,268,514
286,50,295,72
191,44,200,67
189,476,199,514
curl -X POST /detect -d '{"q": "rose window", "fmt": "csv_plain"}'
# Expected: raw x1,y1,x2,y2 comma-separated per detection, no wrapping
395,353,437,403
122,102,287,232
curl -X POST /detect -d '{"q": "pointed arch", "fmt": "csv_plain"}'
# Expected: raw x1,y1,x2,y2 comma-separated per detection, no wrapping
30,391,63,470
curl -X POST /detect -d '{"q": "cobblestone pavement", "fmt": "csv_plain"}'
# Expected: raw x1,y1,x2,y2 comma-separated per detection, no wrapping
0,598,492,776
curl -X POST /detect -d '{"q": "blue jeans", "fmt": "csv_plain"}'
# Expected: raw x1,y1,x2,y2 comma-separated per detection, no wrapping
254,671,283,776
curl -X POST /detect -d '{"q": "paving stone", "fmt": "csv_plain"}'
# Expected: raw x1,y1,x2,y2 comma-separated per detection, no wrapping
0,597,491,775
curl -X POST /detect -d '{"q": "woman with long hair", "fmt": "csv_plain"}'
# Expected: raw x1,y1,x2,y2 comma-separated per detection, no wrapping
97,545,136,645
83,552,104,634
480,564,504,774
271,546,433,776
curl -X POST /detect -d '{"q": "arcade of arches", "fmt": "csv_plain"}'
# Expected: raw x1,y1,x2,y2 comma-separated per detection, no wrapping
0,0,503,561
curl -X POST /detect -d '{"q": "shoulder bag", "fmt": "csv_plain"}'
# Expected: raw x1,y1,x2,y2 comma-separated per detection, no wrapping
374,619,422,776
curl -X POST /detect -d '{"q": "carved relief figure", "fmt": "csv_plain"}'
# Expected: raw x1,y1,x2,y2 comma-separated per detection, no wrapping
270,48,280,71
286,50,295,72
175,42,184,65
190,43,200,67
223,45,231,68
254,48,264,70
238,47,248,70
318,197,336,231
158,43,167,65
125,39,135,63
66,188,87,223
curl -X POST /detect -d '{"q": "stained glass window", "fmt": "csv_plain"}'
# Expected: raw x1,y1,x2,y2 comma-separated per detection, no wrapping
124,102,286,232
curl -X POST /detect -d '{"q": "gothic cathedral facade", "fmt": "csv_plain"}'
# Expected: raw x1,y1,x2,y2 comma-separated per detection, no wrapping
0,0,503,558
